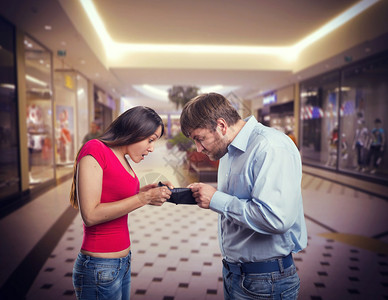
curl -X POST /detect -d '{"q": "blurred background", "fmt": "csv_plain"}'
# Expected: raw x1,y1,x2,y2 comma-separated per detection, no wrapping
0,0,387,299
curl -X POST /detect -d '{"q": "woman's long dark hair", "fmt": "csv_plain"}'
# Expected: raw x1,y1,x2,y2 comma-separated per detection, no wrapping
70,106,164,208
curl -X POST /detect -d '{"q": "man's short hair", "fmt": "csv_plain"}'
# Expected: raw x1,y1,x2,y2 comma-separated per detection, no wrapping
180,93,241,137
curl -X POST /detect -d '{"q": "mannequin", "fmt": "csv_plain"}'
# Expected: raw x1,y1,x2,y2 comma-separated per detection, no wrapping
26,104,43,184
58,109,72,163
326,125,339,167
367,118,385,174
353,119,370,172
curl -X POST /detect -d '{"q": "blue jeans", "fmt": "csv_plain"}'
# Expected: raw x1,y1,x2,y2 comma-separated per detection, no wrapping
222,264,300,299
72,252,131,300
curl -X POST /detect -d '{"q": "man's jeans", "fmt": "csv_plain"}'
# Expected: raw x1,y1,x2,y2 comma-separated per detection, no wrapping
222,264,300,299
72,252,131,300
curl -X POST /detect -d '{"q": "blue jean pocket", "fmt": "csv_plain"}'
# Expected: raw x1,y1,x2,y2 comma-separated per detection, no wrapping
241,274,272,298
240,266,300,299
96,266,120,285
281,279,300,300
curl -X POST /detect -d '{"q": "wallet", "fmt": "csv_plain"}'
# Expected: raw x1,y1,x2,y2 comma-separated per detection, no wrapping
158,182,197,205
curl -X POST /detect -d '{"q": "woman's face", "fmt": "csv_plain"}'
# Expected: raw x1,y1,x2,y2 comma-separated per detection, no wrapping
126,125,162,163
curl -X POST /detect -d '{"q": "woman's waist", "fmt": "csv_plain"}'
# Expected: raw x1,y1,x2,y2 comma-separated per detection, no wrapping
81,230,130,255
80,246,131,259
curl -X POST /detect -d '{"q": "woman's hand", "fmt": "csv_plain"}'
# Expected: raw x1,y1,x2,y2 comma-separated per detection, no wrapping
158,181,174,189
139,181,174,193
139,183,158,193
138,186,172,206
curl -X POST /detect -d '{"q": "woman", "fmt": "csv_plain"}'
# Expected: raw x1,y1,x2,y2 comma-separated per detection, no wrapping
70,106,172,300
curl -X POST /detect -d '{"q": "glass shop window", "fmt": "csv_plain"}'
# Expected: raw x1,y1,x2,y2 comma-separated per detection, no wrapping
0,17,20,201
25,36,55,187
339,52,388,180
299,71,340,168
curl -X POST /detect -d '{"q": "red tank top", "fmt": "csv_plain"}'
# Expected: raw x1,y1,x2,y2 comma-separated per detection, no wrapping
77,139,139,252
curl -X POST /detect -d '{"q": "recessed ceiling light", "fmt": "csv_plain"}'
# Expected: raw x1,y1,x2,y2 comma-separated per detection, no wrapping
24,40,33,48
0,84,15,89
80,0,379,61
44,25,52,30
80,0,379,63
26,75,48,87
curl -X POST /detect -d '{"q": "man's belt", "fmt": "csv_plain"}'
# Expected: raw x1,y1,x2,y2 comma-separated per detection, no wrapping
222,254,294,275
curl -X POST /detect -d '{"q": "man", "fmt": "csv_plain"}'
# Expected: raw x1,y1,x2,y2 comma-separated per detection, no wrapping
82,121,101,144
180,93,307,300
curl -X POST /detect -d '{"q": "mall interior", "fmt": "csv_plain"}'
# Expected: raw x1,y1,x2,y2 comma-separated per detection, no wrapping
0,0,388,299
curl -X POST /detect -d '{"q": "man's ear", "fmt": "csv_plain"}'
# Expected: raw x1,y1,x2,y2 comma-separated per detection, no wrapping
216,118,228,135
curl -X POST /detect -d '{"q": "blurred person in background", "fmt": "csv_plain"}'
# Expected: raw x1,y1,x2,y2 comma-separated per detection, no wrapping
82,121,101,144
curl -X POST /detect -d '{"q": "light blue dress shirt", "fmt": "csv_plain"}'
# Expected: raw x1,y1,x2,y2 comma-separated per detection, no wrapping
210,116,307,263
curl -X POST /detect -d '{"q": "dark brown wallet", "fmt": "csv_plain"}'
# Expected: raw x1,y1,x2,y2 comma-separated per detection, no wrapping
158,182,197,205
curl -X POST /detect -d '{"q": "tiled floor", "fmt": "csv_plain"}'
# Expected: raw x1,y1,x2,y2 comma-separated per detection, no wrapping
1,141,388,299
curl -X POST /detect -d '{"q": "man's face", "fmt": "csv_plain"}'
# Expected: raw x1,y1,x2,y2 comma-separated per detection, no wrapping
189,127,228,161
91,123,98,133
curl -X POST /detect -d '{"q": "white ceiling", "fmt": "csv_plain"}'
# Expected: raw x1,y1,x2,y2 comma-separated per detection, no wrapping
0,0,385,113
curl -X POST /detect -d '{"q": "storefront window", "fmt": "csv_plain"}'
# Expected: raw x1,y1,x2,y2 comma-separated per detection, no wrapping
54,71,77,179
300,71,340,167
269,101,295,134
340,52,388,180
300,51,388,182
76,74,89,148
0,17,19,200
94,86,112,132
25,36,55,187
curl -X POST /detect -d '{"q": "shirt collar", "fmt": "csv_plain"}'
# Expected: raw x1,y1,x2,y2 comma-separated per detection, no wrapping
228,116,258,153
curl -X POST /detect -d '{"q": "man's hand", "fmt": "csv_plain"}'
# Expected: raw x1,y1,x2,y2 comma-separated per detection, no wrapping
188,182,216,209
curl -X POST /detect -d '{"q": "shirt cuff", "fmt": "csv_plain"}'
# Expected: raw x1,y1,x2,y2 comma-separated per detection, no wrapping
210,191,230,214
